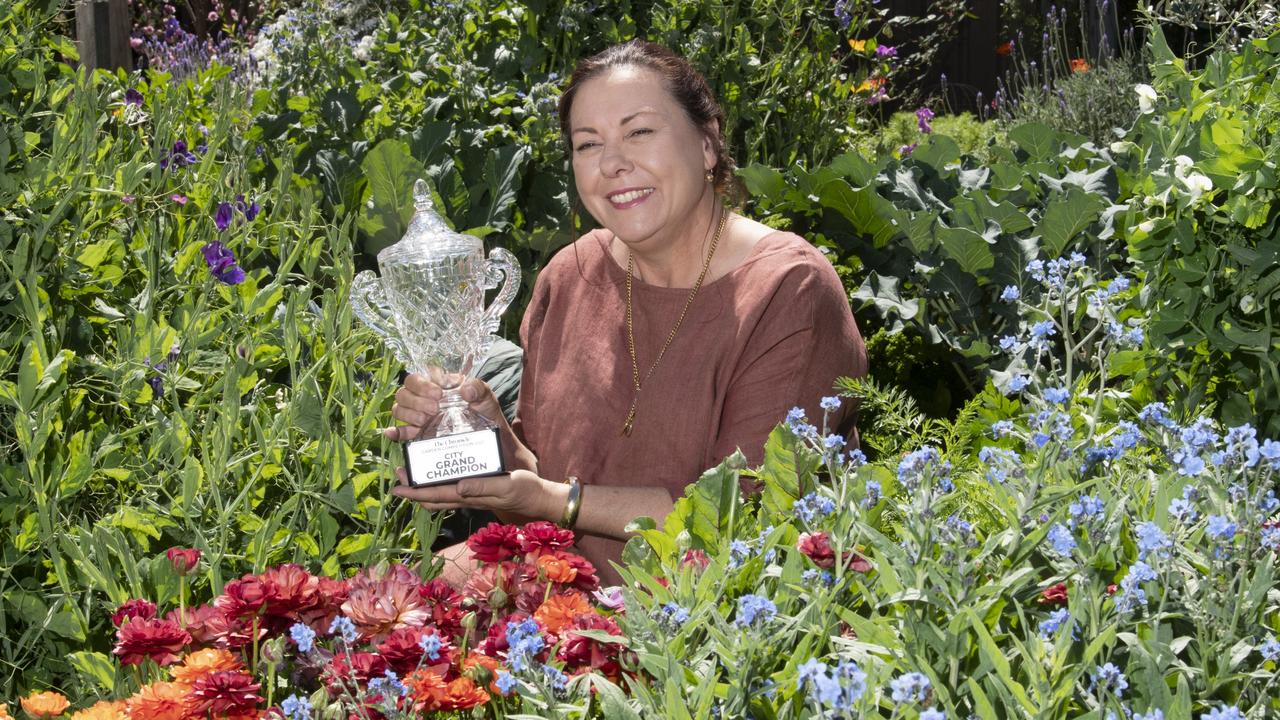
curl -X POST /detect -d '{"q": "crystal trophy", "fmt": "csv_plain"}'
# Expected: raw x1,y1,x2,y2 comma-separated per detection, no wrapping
350,180,520,487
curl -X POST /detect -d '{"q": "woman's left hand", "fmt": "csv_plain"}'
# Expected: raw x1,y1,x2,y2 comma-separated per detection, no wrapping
389,468,567,522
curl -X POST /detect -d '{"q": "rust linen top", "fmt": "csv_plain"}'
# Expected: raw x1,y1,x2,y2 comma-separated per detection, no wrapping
513,228,868,582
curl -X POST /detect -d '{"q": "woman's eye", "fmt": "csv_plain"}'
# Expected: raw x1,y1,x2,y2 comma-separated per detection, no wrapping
629,128,653,138
574,141,599,152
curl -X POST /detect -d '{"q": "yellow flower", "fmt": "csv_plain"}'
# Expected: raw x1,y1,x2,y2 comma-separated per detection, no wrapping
848,39,868,52
21,693,69,719
855,76,886,93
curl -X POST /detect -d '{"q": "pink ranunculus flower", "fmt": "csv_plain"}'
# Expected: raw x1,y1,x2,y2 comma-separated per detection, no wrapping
797,531,836,569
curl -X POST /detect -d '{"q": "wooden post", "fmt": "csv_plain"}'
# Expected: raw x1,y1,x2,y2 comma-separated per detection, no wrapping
75,0,133,72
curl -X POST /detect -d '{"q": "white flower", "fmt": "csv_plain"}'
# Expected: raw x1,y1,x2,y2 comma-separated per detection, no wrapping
1173,155,1195,178
1137,219,1156,233
353,35,376,61
1109,141,1134,155
1181,172,1213,202
1135,83,1158,114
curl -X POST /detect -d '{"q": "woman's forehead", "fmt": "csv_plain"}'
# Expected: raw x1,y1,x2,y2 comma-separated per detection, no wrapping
570,66,679,123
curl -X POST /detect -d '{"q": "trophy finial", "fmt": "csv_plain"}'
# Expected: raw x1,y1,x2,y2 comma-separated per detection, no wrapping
413,179,433,211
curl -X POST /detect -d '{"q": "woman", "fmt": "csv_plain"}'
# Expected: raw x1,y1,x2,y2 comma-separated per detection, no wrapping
385,40,868,586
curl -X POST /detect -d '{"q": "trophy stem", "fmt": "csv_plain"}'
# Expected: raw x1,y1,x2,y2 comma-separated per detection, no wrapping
420,388,497,439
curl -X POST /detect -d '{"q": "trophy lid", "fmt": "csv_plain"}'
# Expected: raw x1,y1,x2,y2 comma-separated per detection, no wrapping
377,179,481,269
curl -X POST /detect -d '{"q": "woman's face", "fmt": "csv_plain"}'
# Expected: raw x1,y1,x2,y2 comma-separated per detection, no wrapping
567,65,717,252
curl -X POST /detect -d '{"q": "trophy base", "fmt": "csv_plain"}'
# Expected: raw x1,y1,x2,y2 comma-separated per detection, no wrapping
403,427,506,487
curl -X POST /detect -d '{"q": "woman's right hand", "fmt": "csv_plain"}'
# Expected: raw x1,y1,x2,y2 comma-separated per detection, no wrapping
383,373,537,474
383,374,508,442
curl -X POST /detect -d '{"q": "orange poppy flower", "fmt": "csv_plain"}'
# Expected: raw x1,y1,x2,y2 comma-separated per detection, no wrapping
996,41,1013,55
848,39,868,52
126,682,191,720
21,693,69,718
171,648,244,686
1070,58,1092,73
69,701,127,720
535,592,594,635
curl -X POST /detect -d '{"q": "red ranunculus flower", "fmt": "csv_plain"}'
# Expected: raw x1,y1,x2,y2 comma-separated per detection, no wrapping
202,611,267,650
341,564,430,641
259,564,323,631
298,576,348,630
214,575,270,620
557,613,625,680
112,598,158,627
418,579,465,638
845,549,874,573
797,532,836,569
518,521,575,556
680,549,710,570
1039,582,1069,606
325,652,387,690
1106,583,1118,595
185,670,261,716
466,523,523,563
562,553,599,592
113,617,192,666
165,604,221,647
378,626,455,675
166,548,201,576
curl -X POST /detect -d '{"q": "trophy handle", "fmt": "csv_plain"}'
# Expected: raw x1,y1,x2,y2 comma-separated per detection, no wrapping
350,271,412,366
481,247,521,336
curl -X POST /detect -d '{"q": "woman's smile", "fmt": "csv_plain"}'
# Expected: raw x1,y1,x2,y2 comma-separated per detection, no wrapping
606,187,654,208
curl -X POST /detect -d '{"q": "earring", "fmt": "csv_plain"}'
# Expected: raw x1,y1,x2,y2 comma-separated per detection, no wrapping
705,169,715,184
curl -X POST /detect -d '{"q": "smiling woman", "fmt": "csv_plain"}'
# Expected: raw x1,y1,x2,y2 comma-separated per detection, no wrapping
386,40,869,586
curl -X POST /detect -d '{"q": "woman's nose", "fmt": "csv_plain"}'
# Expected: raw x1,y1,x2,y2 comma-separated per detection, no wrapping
599,143,631,177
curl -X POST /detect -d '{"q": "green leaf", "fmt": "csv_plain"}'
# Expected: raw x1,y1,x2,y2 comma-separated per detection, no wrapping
1036,187,1106,257
68,651,118,692
817,177,898,247
358,139,427,255
590,675,642,720
1008,123,1058,160
664,454,744,550
740,163,787,200
937,224,995,274
465,144,529,231
851,271,920,328
336,533,374,557
16,341,43,410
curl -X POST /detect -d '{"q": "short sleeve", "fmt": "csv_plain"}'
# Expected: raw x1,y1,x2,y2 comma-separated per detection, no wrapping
709,251,867,467
511,266,552,452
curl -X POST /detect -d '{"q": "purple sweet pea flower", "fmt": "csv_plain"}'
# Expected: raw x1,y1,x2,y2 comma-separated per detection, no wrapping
201,241,246,285
171,194,188,205
236,194,262,221
916,107,935,133
125,88,144,105
875,45,897,59
214,202,234,232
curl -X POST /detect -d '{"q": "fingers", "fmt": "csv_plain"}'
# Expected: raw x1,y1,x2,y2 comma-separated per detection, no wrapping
382,425,422,443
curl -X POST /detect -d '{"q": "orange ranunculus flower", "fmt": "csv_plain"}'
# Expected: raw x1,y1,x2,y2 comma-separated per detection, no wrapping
462,651,506,694
171,648,244,686
848,39,868,52
534,592,593,635
1,703,12,720
996,41,1013,55
1071,58,1091,73
69,701,127,720
536,553,578,584
405,668,450,713
126,682,191,720
438,677,489,711
21,692,69,718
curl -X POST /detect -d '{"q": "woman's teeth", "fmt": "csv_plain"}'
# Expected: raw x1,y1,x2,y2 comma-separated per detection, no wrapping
610,188,653,203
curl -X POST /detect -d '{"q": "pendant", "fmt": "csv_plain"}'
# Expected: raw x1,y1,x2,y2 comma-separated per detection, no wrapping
621,407,636,437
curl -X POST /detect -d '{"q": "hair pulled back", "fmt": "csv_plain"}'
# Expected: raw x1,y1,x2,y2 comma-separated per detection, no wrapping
557,39,745,203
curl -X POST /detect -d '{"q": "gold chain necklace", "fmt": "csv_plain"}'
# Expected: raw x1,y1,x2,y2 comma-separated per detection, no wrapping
621,207,728,437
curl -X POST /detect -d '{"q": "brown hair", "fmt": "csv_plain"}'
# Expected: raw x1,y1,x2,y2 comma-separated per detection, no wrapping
557,39,745,203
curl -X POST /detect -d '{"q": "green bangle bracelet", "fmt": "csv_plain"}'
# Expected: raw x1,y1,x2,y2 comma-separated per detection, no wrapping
559,476,582,529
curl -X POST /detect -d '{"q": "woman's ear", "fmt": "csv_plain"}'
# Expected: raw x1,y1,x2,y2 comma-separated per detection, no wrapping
701,120,720,172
